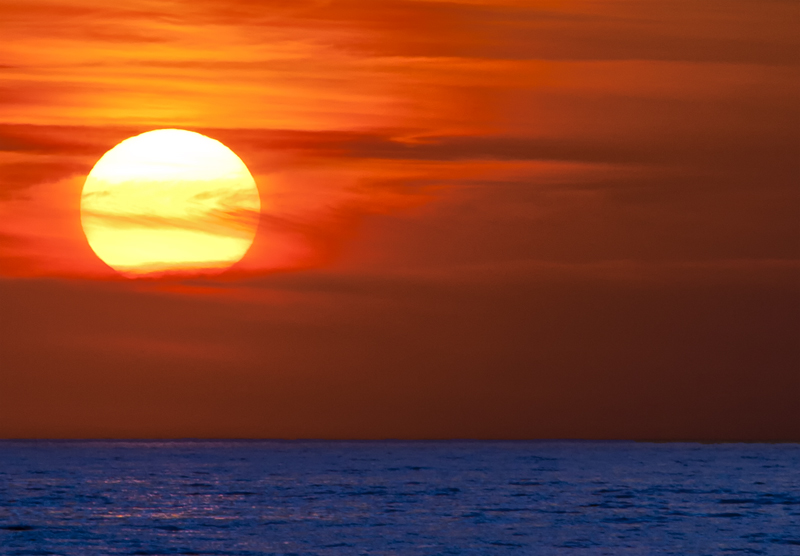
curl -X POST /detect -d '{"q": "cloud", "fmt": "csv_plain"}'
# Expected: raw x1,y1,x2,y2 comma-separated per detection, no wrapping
0,124,141,156
0,0,797,281
1,265,797,439
0,158,91,199
3,0,794,133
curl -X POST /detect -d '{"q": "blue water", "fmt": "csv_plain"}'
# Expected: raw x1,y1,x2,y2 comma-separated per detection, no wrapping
0,442,797,555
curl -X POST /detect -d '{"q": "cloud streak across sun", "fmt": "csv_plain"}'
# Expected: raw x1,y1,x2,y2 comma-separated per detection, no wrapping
80,129,260,275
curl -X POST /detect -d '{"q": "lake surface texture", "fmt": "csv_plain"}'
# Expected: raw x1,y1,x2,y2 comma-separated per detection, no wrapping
0,441,797,555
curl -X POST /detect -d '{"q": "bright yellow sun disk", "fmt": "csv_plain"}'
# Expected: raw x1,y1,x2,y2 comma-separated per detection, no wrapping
81,129,261,276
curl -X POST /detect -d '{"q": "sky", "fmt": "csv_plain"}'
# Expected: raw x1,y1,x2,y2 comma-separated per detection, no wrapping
0,0,798,440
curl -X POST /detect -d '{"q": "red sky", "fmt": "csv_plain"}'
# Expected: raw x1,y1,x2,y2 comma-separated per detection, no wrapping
0,0,798,440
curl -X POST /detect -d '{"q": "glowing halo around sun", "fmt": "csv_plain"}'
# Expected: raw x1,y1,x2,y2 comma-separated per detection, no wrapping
81,129,261,276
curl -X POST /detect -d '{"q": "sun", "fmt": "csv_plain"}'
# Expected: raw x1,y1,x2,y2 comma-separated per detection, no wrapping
81,129,261,276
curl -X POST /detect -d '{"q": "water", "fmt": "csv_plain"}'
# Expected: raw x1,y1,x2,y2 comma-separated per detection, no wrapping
0,441,797,555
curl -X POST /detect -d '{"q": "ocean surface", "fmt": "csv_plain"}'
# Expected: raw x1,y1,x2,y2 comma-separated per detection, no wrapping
0,441,797,555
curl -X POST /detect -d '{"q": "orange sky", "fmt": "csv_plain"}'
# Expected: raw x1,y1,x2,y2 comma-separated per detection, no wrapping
1,0,798,439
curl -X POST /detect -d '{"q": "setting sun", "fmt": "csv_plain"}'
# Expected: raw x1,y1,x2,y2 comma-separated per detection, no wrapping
80,129,261,276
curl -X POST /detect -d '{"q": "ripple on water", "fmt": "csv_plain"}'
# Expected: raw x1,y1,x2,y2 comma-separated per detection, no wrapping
0,441,798,555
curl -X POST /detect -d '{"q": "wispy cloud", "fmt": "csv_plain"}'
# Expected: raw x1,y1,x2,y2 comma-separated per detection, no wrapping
0,0,796,280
